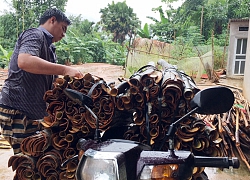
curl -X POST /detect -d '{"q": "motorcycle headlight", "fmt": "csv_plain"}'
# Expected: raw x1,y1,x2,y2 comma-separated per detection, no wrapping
139,164,179,180
76,149,127,180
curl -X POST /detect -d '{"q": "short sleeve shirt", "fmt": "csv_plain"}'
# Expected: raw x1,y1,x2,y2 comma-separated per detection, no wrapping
0,27,57,119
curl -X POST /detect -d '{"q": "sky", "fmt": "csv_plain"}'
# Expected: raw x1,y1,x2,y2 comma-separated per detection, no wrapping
0,0,184,25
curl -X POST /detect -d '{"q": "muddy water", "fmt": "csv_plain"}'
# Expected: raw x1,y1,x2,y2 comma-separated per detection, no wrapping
205,166,250,180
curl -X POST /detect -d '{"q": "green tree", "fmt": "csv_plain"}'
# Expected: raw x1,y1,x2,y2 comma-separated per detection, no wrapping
202,0,228,40
173,0,250,42
68,15,95,36
99,1,141,44
227,0,250,19
173,0,204,38
148,5,177,42
171,26,204,60
0,0,68,49
0,11,17,48
13,0,68,32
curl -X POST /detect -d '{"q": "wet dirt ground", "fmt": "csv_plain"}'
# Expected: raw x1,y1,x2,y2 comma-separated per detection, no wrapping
0,63,249,179
204,149,250,180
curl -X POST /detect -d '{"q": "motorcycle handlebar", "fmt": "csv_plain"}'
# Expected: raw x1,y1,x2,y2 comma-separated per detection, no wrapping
194,156,240,169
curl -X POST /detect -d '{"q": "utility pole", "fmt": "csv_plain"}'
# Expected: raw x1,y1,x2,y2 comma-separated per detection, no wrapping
200,6,204,35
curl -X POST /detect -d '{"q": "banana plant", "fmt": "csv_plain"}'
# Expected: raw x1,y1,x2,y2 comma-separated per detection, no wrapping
55,30,91,65
148,6,177,42
137,23,153,39
0,44,12,68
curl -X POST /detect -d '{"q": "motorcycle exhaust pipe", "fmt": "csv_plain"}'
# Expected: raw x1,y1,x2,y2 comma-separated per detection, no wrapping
194,156,240,168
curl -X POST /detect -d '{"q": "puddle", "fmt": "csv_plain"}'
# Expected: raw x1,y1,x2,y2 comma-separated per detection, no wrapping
205,164,250,180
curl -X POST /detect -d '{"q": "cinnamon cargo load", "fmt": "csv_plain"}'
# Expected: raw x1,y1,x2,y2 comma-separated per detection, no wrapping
7,60,242,180
196,89,250,170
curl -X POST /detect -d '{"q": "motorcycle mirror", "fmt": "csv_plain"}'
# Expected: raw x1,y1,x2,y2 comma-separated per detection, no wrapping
190,86,235,114
63,88,93,107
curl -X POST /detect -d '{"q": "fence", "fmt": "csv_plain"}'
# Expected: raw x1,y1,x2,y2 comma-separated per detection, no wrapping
125,38,218,81
125,38,173,77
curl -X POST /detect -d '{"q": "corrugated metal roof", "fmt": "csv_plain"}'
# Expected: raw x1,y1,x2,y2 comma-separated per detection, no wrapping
229,18,249,23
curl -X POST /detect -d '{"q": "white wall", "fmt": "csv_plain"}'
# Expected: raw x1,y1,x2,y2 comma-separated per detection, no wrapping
227,20,249,77
243,19,250,101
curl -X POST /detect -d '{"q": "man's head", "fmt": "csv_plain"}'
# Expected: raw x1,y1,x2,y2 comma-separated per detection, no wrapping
39,8,71,43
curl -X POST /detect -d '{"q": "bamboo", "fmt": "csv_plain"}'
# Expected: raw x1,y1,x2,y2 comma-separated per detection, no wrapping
235,109,240,145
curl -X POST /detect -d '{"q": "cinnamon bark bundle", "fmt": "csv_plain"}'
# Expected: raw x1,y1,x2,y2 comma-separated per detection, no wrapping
202,90,250,170
8,154,37,180
9,60,239,180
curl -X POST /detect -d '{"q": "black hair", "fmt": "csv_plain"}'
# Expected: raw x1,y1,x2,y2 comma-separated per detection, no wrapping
39,8,71,25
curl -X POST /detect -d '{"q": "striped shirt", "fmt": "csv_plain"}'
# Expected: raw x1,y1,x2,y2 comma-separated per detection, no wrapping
0,27,57,119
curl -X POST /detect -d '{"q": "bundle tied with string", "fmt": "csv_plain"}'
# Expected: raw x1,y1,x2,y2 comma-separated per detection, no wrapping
8,60,227,180
9,73,119,180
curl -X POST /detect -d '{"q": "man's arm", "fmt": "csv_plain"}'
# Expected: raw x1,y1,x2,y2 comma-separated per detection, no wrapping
18,53,83,78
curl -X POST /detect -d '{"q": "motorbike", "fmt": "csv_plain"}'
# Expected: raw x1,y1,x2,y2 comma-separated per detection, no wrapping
62,86,240,180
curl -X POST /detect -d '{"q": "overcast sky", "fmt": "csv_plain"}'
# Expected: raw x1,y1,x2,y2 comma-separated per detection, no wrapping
0,0,184,25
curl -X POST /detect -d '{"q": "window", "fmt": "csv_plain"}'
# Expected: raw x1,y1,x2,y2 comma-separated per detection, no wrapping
239,27,249,31
234,38,247,75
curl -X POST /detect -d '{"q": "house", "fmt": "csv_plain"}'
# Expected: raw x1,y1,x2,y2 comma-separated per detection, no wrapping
227,19,248,77
227,18,250,101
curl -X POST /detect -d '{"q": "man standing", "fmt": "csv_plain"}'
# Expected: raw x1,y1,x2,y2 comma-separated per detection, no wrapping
0,8,83,154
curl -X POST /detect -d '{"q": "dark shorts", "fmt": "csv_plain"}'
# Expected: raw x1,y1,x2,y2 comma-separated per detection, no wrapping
0,104,42,154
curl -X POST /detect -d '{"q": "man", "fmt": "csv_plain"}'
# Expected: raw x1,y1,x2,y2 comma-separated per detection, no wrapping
0,8,83,154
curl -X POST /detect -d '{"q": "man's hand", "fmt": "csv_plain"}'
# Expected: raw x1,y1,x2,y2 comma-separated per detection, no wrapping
64,66,84,78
